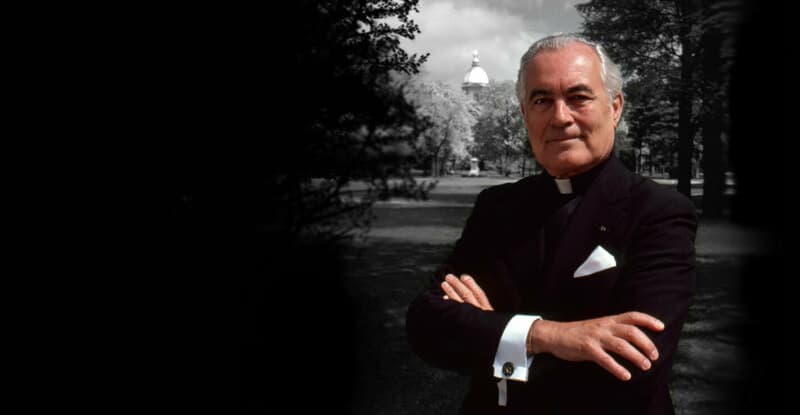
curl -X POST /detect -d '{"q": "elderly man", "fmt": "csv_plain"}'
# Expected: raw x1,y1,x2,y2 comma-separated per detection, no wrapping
407,33,696,415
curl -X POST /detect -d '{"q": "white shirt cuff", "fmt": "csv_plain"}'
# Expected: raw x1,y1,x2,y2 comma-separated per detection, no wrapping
492,314,540,382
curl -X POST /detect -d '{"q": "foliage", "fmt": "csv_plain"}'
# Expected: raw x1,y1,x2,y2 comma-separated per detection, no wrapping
578,0,688,175
577,0,743,204
471,81,531,175
261,0,432,242
578,1,687,78
404,80,478,176
623,72,680,174
613,119,635,170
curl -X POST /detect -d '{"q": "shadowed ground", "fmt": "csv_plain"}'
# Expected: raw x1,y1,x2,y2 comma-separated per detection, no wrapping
342,176,768,415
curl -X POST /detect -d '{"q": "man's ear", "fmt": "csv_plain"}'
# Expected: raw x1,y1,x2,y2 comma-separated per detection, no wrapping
612,92,623,126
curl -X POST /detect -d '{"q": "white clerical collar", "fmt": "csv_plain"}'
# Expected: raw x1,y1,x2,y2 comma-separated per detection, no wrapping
554,178,573,194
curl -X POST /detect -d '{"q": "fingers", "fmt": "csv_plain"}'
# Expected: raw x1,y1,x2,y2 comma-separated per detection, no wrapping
615,311,665,332
612,311,663,361
440,274,493,311
587,334,649,381
591,313,660,377
460,275,493,311
601,336,652,373
440,275,464,303
592,348,632,381
446,274,478,305
612,324,660,361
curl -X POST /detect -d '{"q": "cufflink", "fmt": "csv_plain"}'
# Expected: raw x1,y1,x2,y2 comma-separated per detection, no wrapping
502,362,514,377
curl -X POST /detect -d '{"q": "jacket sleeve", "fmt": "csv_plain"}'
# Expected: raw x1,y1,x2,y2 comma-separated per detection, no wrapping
612,188,697,382
406,188,515,371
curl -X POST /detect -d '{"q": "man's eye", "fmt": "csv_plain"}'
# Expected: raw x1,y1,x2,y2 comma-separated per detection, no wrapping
570,95,592,103
533,98,551,105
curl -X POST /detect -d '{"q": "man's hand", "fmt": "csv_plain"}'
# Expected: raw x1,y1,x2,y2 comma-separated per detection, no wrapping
440,273,493,311
529,312,664,381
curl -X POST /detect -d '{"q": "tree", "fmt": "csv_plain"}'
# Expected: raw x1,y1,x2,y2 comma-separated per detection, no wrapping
257,0,430,241
405,80,478,177
624,69,680,176
212,1,431,411
147,2,431,411
698,0,742,217
577,0,743,214
613,118,636,171
471,81,532,176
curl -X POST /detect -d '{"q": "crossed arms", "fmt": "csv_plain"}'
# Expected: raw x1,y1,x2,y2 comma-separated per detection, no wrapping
441,273,663,381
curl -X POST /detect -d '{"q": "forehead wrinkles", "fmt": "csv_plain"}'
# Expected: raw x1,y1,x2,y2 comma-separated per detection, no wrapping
526,44,602,90
525,48,603,99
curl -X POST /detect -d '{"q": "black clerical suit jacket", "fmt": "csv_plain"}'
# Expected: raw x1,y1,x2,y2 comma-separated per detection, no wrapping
406,157,697,415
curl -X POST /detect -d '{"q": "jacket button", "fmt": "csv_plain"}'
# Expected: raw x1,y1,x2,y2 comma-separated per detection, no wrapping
502,362,514,377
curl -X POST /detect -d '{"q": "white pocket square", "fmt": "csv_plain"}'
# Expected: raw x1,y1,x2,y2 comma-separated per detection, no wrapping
573,245,616,278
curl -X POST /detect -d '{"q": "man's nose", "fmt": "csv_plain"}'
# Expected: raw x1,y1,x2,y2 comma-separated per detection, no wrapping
551,100,574,127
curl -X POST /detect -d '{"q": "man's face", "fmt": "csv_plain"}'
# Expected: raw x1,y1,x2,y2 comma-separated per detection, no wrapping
519,42,622,178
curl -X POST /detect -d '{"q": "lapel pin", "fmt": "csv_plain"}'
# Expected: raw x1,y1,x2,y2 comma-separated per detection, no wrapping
599,225,607,232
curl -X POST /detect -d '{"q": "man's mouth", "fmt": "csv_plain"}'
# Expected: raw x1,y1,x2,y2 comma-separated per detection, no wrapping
546,136,581,143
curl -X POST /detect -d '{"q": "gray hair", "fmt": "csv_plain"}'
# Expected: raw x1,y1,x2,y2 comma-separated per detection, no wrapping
515,33,623,106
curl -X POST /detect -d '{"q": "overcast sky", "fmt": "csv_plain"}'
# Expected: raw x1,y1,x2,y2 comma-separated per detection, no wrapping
401,0,584,86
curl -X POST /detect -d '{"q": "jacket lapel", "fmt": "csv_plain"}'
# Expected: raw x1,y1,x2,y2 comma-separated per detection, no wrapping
549,158,632,285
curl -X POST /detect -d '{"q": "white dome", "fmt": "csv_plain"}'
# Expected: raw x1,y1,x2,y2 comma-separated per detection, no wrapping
463,67,489,85
462,50,489,86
